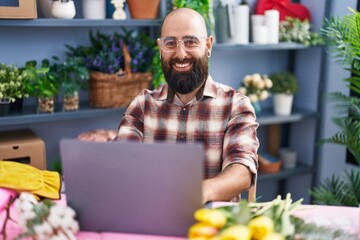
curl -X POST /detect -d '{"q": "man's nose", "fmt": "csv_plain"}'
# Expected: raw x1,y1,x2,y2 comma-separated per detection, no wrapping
175,41,187,60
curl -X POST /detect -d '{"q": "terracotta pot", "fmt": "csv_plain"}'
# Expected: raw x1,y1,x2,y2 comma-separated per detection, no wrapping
127,0,160,19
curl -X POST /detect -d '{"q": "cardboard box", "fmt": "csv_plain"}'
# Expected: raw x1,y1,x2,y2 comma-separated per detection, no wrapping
0,129,46,170
0,0,37,19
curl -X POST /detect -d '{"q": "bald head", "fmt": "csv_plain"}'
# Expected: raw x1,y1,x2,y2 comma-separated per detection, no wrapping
161,8,208,38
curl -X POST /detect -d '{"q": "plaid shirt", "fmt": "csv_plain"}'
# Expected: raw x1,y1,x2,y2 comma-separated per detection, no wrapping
115,76,259,182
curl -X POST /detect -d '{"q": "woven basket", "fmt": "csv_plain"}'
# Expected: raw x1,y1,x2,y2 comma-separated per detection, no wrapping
89,44,152,108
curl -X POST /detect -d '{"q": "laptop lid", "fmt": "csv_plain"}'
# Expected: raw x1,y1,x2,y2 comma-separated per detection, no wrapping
59,139,204,237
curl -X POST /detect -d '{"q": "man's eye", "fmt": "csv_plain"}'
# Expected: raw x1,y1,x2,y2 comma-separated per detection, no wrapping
184,39,199,46
164,41,176,47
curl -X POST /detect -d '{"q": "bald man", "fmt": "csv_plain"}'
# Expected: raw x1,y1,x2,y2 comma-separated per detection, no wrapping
115,8,259,203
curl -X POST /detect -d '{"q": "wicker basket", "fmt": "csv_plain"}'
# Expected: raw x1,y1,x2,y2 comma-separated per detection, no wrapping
89,44,152,108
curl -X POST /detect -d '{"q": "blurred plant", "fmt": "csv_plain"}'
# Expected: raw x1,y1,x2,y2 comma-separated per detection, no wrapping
14,192,79,240
151,46,166,88
172,0,215,37
188,194,357,240
65,29,156,74
279,17,324,46
269,71,298,95
309,8,360,207
0,64,27,102
52,56,89,96
22,60,60,98
237,73,273,103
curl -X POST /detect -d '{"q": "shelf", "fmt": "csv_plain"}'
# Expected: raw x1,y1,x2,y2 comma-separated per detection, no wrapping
0,103,125,126
0,106,316,127
213,42,308,50
258,163,313,181
0,19,162,27
257,108,317,126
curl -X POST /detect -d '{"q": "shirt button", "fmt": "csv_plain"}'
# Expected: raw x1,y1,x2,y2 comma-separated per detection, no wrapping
182,108,187,112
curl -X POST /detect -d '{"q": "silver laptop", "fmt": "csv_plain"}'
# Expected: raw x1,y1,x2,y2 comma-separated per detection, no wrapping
59,139,204,237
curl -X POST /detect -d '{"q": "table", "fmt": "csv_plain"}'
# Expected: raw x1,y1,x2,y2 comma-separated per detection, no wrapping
1,189,359,239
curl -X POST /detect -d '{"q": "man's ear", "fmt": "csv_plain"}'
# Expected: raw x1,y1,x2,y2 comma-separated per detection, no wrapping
206,35,214,52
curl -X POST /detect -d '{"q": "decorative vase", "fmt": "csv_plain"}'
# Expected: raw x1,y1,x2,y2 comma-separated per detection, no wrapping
0,98,10,116
251,101,262,115
37,96,55,113
39,0,53,18
63,91,79,111
82,0,106,19
127,0,160,19
51,0,76,19
273,93,294,116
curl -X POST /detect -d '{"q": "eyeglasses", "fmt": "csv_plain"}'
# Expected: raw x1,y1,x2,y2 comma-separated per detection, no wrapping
158,36,207,53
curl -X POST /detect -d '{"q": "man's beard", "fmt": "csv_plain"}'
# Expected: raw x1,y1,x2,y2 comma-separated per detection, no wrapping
161,51,208,94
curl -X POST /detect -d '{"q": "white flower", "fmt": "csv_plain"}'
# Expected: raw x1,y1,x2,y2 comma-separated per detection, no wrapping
34,222,53,240
259,90,270,101
264,78,273,88
248,94,259,102
237,87,247,95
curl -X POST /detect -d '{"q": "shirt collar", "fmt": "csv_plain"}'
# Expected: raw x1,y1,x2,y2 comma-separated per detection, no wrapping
156,75,217,103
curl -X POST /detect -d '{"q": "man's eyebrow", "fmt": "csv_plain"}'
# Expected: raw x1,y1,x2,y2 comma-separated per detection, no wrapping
162,36,176,40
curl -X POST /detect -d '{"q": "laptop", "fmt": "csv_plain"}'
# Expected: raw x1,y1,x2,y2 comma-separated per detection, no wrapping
59,139,204,237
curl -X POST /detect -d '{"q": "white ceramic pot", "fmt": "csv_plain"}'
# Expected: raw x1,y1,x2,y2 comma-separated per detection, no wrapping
82,0,106,19
273,93,294,116
51,0,76,19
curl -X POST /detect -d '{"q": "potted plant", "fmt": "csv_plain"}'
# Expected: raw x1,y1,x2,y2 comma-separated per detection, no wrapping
309,8,360,207
52,56,89,111
0,63,27,116
65,29,156,108
269,71,298,115
22,59,61,113
237,73,273,114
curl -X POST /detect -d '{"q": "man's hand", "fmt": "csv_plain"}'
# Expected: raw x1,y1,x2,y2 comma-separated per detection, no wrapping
202,163,252,204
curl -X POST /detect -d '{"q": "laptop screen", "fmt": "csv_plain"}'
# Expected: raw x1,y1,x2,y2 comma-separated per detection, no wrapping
60,139,204,237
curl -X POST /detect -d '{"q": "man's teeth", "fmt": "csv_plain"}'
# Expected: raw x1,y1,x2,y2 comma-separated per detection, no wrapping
175,62,190,68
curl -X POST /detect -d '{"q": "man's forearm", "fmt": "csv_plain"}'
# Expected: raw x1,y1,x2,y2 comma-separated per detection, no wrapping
202,163,252,204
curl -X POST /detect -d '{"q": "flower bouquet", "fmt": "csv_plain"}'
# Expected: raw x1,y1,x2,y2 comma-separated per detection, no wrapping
237,73,273,114
13,192,79,240
279,17,324,46
188,194,357,240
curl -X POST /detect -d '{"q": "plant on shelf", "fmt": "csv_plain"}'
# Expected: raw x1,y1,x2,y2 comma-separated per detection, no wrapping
172,0,215,38
0,63,27,116
22,59,61,113
52,56,89,111
151,46,166,88
0,63,27,103
269,71,298,116
65,29,156,74
309,8,360,207
279,16,324,46
237,73,273,114
65,29,156,108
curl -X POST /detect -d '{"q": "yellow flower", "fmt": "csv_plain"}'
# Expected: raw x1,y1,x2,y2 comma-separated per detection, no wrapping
261,232,284,240
188,222,219,239
218,224,251,240
194,209,227,229
248,216,274,240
